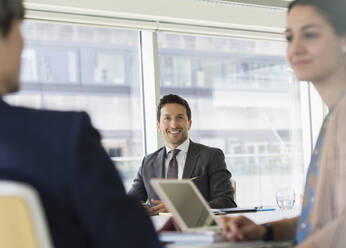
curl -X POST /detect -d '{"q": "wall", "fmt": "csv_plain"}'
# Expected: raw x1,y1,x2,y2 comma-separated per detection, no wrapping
24,0,286,39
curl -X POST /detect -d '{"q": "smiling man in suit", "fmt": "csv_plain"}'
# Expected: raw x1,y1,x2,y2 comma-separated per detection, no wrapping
129,94,236,215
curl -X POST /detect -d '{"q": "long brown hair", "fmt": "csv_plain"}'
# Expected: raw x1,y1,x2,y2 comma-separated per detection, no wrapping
288,0,346,36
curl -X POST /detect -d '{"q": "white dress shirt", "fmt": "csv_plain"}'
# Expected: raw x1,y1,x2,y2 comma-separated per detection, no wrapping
164,138,190,179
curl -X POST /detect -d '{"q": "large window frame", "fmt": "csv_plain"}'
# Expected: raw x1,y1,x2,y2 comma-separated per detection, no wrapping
22,1,326,205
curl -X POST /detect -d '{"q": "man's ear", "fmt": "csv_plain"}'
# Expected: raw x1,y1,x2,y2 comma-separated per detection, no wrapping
157,122,160,131
188,120,192,130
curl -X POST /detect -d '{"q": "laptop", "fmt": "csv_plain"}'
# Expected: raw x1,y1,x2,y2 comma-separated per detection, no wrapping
151,179,291,247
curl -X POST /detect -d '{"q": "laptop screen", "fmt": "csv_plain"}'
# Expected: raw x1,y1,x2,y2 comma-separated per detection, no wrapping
157,181,218,228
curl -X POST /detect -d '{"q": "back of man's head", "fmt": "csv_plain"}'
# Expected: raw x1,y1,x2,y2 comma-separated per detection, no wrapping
0,0,24,38
0,0,25,95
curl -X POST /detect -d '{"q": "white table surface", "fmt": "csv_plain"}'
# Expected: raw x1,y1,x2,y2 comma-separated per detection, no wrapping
151,207,300,230
151,207,299,247
229,207,300,224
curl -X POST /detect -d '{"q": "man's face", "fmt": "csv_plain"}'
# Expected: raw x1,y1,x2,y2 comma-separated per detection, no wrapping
0,20,23,94
157,103,192,149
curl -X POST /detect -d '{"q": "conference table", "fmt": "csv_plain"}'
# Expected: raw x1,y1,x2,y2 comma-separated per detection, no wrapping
151,207,299,248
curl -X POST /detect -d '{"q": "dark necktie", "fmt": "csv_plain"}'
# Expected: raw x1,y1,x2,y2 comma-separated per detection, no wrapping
166,149,180,178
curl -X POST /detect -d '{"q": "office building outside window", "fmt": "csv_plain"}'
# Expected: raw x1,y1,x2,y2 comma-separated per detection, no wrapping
6,21,307,206
158,33,305,207
5,21,144,189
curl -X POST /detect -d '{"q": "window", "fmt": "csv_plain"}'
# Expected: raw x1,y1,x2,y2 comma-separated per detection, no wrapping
5,21,144,189
7,20,311,206
158,33,305,207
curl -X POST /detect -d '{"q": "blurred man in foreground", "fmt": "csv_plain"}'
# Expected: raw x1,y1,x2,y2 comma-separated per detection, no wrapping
0,1,160,247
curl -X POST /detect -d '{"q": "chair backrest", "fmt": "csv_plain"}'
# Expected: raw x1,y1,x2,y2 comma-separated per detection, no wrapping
230,178,237,202
0,180,54,248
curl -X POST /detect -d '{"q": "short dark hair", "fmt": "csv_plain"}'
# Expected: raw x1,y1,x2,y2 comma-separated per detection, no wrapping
157,94,191,122
288,0,346,36
0,0,25,37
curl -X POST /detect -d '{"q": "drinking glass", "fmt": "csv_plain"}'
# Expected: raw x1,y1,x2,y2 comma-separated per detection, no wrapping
276,188,295,215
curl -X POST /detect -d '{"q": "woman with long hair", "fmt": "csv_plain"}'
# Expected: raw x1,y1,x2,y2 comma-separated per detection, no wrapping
221,0,346,247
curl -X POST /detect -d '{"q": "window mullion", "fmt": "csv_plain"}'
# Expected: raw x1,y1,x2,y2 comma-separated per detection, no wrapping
139,31,162,155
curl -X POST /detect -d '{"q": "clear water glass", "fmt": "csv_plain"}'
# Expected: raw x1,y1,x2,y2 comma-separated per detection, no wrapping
276,188,295,215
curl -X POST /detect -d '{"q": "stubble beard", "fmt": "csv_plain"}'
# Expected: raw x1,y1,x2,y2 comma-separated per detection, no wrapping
167,132,187,147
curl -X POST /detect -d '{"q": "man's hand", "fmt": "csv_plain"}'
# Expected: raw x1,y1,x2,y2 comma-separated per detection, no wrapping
148,199,168,216
220,216,266,242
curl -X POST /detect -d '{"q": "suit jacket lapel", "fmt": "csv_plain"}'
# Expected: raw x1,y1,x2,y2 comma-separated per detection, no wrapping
182,140,199,178
153,147,166,178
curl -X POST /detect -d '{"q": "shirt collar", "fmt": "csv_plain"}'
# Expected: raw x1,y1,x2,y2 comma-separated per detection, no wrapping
165,138,190,155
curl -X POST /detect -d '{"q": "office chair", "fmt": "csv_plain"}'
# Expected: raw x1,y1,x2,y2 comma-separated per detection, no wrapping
0,180,54,248
230,178,237,202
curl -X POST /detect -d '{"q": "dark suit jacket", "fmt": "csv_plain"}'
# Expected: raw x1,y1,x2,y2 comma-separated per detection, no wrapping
129,140,236,208
0,99,160,248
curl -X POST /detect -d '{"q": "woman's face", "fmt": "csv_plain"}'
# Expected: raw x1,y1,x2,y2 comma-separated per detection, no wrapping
286,5,346,83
